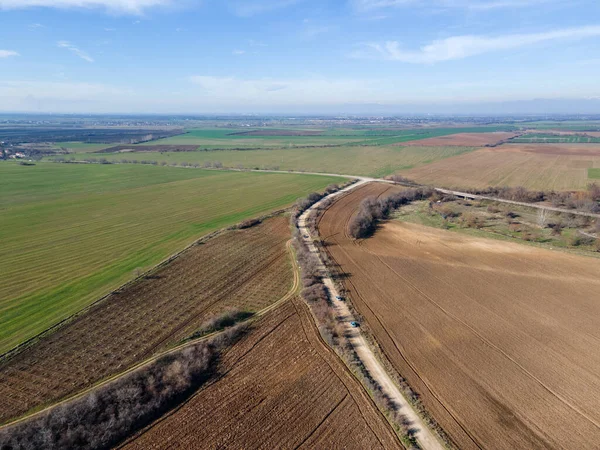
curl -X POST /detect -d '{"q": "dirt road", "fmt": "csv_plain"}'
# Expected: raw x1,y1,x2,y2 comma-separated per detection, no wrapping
298,181,445,450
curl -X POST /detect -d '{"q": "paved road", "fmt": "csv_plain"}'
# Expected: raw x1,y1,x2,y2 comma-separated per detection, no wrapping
298,181,445,450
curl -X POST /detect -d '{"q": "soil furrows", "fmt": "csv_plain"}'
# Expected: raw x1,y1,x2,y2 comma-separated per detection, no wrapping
122,299,403,450
317,183,600,449
0,217,293,424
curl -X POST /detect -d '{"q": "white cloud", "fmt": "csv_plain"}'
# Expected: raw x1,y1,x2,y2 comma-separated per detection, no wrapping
227,0,300,17
188,75,378,104
0,80,125,98
57,40,94,62
351,0,556,12
0,0,172,14
232,49,245,55
354,25,600,63
0,50,19,58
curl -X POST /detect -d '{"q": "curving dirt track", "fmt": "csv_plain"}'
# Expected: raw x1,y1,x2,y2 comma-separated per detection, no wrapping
318,183,600,449
122,297,403,450
0,217,293,425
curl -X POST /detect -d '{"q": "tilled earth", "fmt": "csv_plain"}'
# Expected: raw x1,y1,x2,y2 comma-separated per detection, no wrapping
0,217,293,424
123,298,403,450
318,183,600,450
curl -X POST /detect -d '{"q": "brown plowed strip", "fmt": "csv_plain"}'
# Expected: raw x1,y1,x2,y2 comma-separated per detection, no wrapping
122,299,403,450
0,217,294,424
318,183,600,449
401,132,517,147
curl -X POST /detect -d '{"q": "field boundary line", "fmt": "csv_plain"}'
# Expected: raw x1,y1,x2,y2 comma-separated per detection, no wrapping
0,238,299,430
0,209,288,363
297,181,446,450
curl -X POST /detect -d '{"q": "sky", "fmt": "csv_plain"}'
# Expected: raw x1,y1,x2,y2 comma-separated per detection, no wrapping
1,0,600,114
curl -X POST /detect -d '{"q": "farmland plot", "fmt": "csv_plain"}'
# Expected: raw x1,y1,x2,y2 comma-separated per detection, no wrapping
403,144,600,190
123,298,402,450
0,217,294,424
58,145,474,178
0,163,337,353
318,183,600,449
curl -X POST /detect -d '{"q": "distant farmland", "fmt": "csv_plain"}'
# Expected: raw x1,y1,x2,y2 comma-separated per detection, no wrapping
55,145,476,178
512,133,600,144
0,163,338,354
404,144,600,190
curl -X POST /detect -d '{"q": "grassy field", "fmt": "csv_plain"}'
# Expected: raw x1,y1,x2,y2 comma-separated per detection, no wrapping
124,125,516,149
589,168,600,179
53,145,475,178
512,133,600,143
0,162,338,354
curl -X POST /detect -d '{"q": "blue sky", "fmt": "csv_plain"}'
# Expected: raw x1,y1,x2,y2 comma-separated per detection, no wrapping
1,0,600,113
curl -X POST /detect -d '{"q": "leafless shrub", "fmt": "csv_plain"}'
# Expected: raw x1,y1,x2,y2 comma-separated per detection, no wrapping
237,218,261,229
0,335,235,450
348,188,433,239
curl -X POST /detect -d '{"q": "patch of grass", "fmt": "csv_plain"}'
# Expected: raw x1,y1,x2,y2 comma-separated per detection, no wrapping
589,168,600,179
512,134,600,144
0,162,338,354
51,145,476,178
394,200,600,257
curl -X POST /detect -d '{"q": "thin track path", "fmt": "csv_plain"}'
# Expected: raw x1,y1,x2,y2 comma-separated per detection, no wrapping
298,181,446,450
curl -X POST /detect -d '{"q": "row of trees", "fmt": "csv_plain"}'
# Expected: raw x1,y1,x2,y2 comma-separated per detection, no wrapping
0,328,245,450
467,183,600,214
349,188,433,239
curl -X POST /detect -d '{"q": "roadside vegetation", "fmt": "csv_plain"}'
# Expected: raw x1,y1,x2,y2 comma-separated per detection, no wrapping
395,195,600,255
349,188,434,239
0,327,246,450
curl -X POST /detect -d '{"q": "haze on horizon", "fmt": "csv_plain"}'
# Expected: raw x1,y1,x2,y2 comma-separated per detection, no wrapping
1,0,600,114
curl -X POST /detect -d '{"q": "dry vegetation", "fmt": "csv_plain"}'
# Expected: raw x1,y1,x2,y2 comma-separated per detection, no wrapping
0,328,245,450
123,299,403,450
404,144,600,190
0,217,293,424
400,132,517,147
318,183,600,449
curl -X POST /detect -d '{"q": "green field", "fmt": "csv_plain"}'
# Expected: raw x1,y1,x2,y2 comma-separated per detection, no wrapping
56,145,475,178
521,121,600,131
512,133,600,144
0,162,338,354
590,168,600,179
126,125,516,150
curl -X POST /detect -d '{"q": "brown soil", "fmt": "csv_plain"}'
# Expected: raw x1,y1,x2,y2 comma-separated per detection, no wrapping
123,298,403,450
404,145,600,190
401,132,517,147
0,217,293,424
96,145,200,153
500,143,600,157
318,183,600,449
228,129,323,137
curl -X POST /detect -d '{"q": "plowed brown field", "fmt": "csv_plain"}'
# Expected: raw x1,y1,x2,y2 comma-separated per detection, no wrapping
0,217,293,424
401,132,517,147
318,183,600,449
404,144,600,190
123,298,403,450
